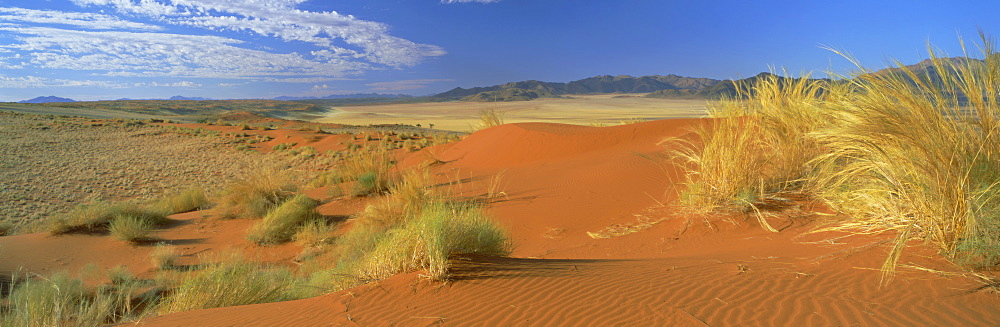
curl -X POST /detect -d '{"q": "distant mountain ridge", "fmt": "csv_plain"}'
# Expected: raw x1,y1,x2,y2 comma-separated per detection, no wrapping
437,57,977,102
435,74,722,101
19,96,77,103
273,93,412,101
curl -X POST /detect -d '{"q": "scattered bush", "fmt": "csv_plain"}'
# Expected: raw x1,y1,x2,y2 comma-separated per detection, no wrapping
148,186,208,216
1,271,154,326
218,168,296,219
48,201,167,235
472,106,505,131
293,219,338,247
0,221,14,236
158,255,293,314
341,145,394,197
151,243,181,270
358,201,511,281
108,213,159,243
246,195,320,245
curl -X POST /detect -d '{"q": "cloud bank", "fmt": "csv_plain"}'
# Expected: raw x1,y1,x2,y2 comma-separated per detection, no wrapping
0,1,445,90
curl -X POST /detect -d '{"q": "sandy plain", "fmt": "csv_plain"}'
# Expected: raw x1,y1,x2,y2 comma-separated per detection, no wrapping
316,94,709,131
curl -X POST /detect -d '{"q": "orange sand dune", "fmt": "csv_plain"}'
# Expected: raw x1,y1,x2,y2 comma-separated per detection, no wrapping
139,118,997,326
1,118,996,326
140,223,998,326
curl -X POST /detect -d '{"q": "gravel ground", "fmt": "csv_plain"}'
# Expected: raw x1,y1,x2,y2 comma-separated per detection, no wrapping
0,112,294,226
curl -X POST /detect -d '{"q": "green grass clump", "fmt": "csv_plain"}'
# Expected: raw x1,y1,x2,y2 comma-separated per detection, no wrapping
297,167,510,295
246,195,321,245
341,145,395,197
148,186,208,216
358,201,511,281
218,168,296,219
0,221,14,236
158,256,293,314
293,219,337,247
48,201,167,235
353,168,432,230
1,271,154,326
108,214,159,243
151,243,181,270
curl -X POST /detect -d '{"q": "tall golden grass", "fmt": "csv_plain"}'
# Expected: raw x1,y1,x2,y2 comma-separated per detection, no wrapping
158,253,293,314
2,270,156,326
472,104,505,131
340,144,395,197
812,34,1000,276
665,71,829,231
667,33,1000,277
298,166,511,295
218,167,296,219
245,194,320,245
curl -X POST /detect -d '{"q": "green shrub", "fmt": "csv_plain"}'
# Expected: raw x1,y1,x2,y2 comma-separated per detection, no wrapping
48,202,167,235
351,171,389,197
293,219,337,247
158,257,293,314
218,168,296,219
246,195,320,245
0,221,14,236
358,202,511,281
151,243,181,270
108,214,158,243
2,271,153,326
148,186,208,216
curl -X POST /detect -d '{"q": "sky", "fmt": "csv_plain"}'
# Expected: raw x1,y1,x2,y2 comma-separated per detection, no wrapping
0,0,998,101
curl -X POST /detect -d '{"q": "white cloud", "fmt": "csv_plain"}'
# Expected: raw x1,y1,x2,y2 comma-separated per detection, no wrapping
72,0,445,67
366,79,454,91
140,80,202,87
70,0,181,16
0,2,445,92
262,77,354,83
0,74,129,88
0,27,366,78
312,84,329,90
0,7,162,30
441,0,502,3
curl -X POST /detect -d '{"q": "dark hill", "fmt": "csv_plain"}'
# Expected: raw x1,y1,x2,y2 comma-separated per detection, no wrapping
19,96,77,103
461,88,555,102
433,74,721,100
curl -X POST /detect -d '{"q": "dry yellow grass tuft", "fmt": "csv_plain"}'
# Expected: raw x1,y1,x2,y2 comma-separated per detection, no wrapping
218,167,296,219
667,32,1000,278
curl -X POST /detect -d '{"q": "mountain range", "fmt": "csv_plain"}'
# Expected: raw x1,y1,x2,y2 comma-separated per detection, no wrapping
433,74,721,101
432,57,976,102
273,93,413,101
18,96,78,103
16,57,970,104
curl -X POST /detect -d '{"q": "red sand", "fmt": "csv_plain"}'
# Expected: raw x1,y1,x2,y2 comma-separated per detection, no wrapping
2,118,996,326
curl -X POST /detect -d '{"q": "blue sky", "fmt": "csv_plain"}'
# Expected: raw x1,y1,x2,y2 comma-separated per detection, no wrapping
0,0,997,101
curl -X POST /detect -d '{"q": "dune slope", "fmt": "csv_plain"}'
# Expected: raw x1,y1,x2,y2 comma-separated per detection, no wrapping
135,119,998,326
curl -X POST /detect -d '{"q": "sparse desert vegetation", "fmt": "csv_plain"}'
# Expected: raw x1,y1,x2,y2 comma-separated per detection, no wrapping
1,37,998,327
